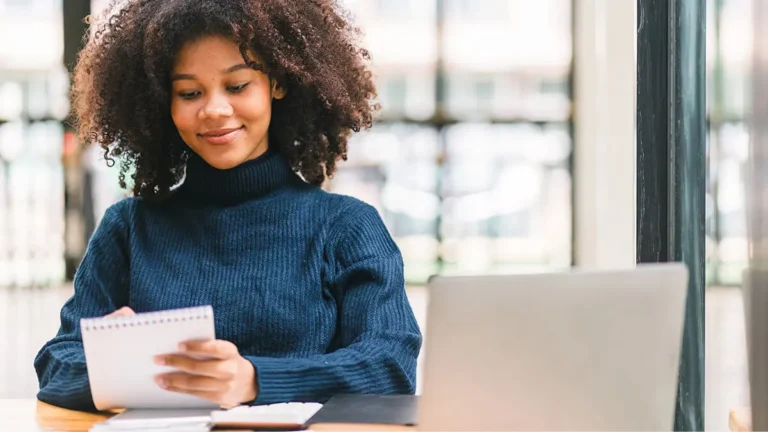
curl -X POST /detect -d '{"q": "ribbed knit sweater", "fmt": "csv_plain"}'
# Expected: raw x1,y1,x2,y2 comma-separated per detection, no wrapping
34,149,422,412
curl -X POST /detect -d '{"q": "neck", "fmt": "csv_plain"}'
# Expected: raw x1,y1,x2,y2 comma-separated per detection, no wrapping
173,148,296,205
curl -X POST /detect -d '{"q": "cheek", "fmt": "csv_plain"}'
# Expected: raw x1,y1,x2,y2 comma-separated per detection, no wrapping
234,93,272,124
170,101,197,133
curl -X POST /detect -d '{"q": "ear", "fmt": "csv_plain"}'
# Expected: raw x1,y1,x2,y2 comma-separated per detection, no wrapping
271,79,286,100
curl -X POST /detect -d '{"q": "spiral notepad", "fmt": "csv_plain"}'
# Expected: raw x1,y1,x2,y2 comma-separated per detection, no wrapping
81,306,218,410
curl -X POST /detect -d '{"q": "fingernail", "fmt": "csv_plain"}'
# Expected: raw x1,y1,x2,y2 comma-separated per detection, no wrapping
155,376,167,388
154,356,166,366
178,343,186,352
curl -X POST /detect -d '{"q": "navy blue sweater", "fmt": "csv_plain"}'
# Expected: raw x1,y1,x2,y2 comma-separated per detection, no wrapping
34,149,422,411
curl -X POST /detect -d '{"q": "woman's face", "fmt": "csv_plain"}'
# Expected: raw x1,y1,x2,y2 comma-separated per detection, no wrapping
170,35,285,169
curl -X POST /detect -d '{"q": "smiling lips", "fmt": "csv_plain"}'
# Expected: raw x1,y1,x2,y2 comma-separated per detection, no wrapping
198,127,244,145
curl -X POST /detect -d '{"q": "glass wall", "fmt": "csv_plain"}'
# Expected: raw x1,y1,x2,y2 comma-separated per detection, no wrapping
334,0,573,284
0,0,69,287
707,0,752,285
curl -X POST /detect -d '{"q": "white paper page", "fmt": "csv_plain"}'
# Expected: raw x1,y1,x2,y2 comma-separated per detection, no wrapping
81,306,218,410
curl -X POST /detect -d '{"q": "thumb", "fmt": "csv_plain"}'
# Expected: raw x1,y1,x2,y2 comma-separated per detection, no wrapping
106,306,136,318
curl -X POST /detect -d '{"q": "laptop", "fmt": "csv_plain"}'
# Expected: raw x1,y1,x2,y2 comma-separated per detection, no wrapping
418,263,688,431
744,269,768,431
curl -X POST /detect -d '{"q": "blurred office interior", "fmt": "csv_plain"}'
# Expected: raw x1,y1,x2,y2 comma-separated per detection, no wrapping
0,0,758,430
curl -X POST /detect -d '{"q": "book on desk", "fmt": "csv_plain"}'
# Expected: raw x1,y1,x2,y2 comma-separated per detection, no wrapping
90,394,418,431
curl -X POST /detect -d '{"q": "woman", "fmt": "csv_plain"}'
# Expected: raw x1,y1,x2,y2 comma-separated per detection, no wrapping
34,0,422,412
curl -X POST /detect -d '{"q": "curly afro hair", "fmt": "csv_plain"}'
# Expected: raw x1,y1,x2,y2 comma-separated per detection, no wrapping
72,0,378,201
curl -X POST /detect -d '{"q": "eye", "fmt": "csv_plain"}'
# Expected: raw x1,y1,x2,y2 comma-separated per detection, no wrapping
178,91,201,100
227,83,250,93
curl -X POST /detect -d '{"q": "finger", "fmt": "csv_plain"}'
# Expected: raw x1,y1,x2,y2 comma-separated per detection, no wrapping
155,354,237,380
155,372,227,393
157,381,222,404
179,339,238,360
105,307,135,318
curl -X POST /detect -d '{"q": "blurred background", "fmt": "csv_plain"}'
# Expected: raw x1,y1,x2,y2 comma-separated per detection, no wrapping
0,0,757,429
0,0,575,288
0,0,754,289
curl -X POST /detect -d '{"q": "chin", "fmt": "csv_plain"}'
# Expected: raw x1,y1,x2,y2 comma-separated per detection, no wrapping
197,151,249,170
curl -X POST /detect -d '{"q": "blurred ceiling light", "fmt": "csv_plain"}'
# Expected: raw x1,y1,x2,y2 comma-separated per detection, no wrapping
0,121,25,161
0,82,23,120
0,18,62,70
382,183,440,219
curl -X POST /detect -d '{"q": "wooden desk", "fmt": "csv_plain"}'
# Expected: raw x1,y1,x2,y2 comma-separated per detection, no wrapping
0,399,112,432
0,399,412,432
9,398,756,431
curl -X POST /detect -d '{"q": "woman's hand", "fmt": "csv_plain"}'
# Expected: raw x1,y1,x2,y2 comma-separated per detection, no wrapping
105,306,135,317
153,340,257,408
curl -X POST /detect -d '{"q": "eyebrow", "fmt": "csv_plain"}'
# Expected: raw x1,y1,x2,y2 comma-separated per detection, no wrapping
171,63,253,81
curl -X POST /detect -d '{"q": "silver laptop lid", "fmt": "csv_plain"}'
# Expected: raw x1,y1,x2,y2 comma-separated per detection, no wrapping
418,263,687,431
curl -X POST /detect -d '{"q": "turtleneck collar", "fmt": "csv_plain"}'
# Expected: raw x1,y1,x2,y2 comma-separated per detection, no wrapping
174,148,296,205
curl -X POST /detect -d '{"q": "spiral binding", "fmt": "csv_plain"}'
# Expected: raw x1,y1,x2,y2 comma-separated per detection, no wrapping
80,305,213,332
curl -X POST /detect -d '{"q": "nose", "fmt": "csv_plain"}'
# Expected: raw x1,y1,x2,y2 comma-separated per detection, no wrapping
199,93,234,119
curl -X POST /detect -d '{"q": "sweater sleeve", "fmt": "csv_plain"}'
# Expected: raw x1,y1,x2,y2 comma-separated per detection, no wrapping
34,202,131,412
245,201,422,404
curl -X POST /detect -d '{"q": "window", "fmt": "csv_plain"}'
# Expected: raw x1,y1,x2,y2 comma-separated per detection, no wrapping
444,0,509,21
328,0,573,283
707,0,753,285
1,0,60,14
